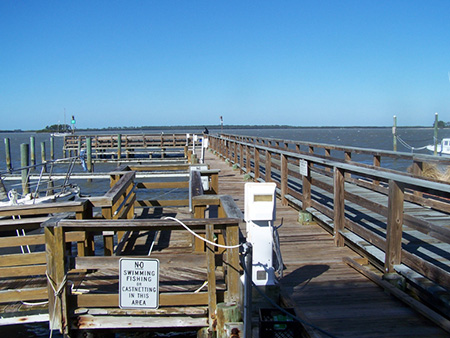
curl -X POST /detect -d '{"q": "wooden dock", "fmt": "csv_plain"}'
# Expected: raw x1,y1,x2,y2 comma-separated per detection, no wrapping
0,132,449,337
203,148,448,337
208,133,450,337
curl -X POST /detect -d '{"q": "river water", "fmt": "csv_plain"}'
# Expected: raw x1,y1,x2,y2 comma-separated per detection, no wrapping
1,127,449,336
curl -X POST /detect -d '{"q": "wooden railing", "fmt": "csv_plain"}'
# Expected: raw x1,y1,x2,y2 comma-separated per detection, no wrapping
113,164,219,208
63,133,204,159
0,200,93,314
209,134,450,312
219,133,450,183
43,217,241,333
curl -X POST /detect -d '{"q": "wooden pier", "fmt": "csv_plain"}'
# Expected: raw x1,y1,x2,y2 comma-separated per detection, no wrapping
0,132,449,337
62,133,204,160
208,133,450,337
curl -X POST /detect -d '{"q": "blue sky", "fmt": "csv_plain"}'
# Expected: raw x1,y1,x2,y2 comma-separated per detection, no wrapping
1,1,449,130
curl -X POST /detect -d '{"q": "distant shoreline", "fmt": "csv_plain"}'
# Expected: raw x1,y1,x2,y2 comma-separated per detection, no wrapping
0,125,441,133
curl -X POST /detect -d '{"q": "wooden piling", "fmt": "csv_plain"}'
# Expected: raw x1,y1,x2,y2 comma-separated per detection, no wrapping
117,134,122,159
20,143,30,195
41,142,47,173
4,138,12,171
216,302,242,338
86,137,93,172
50,136,55,160
30,136,36,168
393,115,397,152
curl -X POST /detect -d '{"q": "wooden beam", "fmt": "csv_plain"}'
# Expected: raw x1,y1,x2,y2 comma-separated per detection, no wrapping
333,167,345,247
385,180,405,273
206,223,217,326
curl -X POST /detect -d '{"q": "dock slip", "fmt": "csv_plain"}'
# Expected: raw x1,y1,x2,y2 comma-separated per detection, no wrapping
0,132,449,337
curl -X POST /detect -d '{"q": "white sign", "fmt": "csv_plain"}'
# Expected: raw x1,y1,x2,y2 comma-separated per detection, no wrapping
119,258,159,309
299,159,308,176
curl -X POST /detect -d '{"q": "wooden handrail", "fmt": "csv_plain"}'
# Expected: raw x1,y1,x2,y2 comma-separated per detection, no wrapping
208,133,450,295
43,217,241,333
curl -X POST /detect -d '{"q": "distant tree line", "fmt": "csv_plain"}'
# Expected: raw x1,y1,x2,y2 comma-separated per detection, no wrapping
38,124,71,133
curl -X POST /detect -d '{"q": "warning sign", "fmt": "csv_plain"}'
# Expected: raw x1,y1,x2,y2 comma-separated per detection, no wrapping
119,258,159,309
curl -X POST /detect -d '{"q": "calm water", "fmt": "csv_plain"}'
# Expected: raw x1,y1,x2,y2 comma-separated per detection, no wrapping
1,127,449,336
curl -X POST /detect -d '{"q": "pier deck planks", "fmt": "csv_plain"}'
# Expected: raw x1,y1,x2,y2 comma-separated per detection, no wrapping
203,150,448,337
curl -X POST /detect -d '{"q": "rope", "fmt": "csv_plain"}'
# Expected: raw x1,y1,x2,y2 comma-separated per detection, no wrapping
46,271,68,338
164,216,243,249
396,136,429,151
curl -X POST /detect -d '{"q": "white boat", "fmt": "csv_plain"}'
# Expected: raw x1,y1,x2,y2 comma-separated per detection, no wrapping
426,138,450,155
0,156,81,207
51,131,72,137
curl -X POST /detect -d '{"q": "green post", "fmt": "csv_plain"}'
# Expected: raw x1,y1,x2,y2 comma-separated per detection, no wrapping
41,142,47,173
86,137,92,172
20,143,30,195
392,115,397,152
117,134,122,159
50,136,55,160
30,136,36,168
434,112,439,155
4,138,12,171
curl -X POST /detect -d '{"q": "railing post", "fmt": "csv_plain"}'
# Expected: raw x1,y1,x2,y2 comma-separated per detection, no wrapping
344,151,352,179
302,164,311,210
206,223,217,330
373,155,381,186
77,200,94,256
239,144,244,173
254,147,260,180
45,225,69,334
385,180,404,273
334,167,345,246
281,153,288,206
233,141,237,166
225,222,240,303
265,150,272,182
325,148,331,172
246,144,251,174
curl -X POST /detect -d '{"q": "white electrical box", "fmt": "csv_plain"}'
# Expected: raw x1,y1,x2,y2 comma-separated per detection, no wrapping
244,182,277,286
244,182,276,222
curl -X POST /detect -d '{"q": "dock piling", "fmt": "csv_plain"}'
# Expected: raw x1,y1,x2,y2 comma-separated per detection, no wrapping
117,134,122,159
50,136,55,160
20,143,30,195
4,138,12,171
41,142,47,173
86,137,93,173
30,136,36,168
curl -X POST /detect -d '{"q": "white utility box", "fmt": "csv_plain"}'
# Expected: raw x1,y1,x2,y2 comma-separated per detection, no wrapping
244,182,277,286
